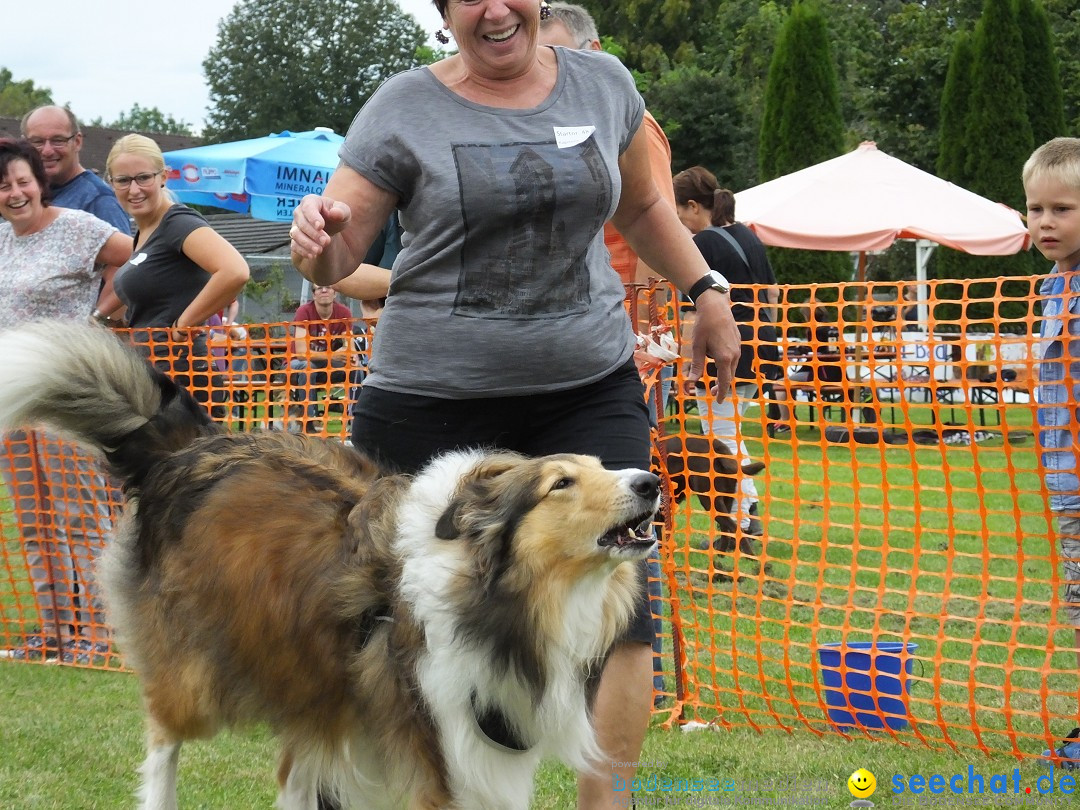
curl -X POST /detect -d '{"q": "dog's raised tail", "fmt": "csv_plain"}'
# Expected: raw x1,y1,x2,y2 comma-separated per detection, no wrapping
0,320,215,490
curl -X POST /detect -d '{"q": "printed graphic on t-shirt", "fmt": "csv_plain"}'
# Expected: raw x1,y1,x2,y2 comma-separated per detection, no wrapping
451,139,610,319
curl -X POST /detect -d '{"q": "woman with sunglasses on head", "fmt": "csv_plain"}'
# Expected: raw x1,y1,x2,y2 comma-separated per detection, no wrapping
0,138,133,664
106,134,249,408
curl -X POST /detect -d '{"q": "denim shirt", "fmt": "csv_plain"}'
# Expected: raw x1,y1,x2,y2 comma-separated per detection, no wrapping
1037,261,1080,512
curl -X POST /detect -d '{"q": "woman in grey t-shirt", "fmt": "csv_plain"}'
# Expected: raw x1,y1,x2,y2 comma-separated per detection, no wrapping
290,1,741,807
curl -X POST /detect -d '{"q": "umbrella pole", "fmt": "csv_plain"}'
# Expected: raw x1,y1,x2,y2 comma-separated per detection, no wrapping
853,252,875,424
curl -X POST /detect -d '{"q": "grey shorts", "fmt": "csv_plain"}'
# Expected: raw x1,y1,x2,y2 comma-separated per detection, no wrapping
1056,515,1080,625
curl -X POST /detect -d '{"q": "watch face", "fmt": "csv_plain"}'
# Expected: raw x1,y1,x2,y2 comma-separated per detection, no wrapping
710,271,730,292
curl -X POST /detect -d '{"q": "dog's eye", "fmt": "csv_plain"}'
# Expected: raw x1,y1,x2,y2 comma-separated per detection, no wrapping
550,477,575,492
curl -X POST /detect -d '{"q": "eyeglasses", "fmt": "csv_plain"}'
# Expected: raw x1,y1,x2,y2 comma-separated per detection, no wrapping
108,171,163,190
27,134,78,150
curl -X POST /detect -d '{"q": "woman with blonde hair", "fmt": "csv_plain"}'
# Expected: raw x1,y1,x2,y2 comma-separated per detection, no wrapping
105,134,249,407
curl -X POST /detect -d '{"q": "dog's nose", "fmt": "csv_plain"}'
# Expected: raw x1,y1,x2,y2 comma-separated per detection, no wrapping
630,472,660,501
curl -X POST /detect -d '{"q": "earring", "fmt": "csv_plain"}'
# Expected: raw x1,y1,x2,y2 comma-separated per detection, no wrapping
540,1,552,20
435,29,449,44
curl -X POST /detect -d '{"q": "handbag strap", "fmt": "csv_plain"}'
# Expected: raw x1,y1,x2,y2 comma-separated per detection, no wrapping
706,226,774,323
706,225,751,271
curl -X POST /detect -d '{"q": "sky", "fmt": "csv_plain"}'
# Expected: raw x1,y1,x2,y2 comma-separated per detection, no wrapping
5,0,443,134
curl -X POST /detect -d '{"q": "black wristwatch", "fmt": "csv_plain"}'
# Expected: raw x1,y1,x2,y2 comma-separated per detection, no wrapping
686,270,731,305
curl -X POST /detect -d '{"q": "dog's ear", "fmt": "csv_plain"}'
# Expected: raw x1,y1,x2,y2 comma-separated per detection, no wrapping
742,461,766,476
434,454,541,589
434,453,528,542
435,500,463,540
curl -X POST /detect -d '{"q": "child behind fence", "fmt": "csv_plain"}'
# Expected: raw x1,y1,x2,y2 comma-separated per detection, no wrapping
1025,136,1080,766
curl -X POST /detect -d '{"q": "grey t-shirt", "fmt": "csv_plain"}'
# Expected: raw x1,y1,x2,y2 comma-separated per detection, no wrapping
339,47,644,398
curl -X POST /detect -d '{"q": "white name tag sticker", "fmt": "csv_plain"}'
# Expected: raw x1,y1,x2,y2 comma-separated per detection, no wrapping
129,253,148,266
553,125,595,149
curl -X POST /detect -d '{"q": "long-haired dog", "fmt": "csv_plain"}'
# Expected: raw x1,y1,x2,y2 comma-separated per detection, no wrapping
0,321,660,810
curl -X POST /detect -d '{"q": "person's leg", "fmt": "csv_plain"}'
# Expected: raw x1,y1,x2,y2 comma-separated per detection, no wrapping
772,368,811,430
302,359,332,432
48,435,115,653
1,430,66,657
579,640,654,809
521,361,654,809
26,432,79,648
1060,516,1080,716
647,557,665,700
698,382,759,530
288,359,311,432
732,383,760,530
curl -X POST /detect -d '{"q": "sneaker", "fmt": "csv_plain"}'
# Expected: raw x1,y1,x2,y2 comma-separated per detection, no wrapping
1040,728,1080,769
2,634,60,661
60,639,110,666
767,423,792,438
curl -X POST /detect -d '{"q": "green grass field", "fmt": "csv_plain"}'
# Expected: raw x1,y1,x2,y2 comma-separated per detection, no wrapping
653,401,1077,757
1,663,1077,808
2,401,1079,807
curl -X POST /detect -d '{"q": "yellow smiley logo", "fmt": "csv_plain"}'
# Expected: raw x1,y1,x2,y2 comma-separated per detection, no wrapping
847,768,877,799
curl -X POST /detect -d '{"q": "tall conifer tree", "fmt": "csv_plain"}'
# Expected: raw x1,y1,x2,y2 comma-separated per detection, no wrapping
964,0,1034,281
937,32,975,186
935,31,977,282
1017,0,1066,148
758,1,848,286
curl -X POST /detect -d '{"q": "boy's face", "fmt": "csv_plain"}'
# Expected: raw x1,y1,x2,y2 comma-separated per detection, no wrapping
1026,175,1080,270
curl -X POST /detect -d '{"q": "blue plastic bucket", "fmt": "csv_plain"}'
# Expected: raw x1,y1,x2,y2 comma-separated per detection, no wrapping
816,641,917,731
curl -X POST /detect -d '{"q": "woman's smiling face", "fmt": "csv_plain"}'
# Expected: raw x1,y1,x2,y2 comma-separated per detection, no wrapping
0,159,45,229
108,153,166,219
445,0,541,82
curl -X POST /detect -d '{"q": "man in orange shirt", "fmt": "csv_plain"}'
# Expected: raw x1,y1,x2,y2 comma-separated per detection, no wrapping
537,5,677,290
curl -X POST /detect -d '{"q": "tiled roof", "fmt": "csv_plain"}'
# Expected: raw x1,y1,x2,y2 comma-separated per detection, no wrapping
0,116,201,175
204,213,291,257
1,117,289,256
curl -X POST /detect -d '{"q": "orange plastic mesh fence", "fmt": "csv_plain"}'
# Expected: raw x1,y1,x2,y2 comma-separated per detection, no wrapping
1,279,1076,763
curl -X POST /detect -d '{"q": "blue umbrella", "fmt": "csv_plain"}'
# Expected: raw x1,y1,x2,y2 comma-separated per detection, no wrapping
163,128,344,222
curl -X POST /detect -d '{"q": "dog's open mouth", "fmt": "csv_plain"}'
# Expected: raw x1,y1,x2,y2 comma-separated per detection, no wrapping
597,512,656,549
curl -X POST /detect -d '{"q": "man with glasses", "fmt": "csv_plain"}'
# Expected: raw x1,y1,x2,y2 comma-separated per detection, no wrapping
21,105,131,235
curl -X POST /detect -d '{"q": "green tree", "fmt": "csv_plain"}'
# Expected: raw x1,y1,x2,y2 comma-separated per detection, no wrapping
203,0,426,142
1017,0,1066,148
0,68,52,117
964,0,1034,278
934,31,977,283
579,0,725,71
90,103,193,136
644,67,749,186
758,1,849,286
1043,0,1080,131
936,32,975,186
856,3,953,172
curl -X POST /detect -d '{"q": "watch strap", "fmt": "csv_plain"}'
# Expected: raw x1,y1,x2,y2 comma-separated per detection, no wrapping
687,273,727,305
